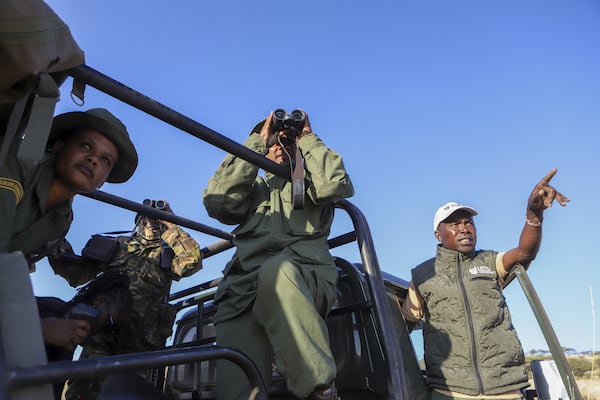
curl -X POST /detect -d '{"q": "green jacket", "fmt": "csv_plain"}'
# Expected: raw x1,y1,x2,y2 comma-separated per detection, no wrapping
202,132,354,322
412,245,529,395
0,152,72,255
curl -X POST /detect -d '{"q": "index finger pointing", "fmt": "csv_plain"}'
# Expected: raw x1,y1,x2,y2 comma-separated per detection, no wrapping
538,168,558,186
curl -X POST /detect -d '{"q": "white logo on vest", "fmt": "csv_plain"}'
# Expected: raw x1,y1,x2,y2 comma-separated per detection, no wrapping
468,265,494,275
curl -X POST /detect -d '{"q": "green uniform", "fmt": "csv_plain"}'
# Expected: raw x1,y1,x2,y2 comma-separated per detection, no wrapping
64,226,201,400
0,151,72,256
203,132,353,399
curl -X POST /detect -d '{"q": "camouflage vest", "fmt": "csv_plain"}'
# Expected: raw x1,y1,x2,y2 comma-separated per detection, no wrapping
110,236,175,350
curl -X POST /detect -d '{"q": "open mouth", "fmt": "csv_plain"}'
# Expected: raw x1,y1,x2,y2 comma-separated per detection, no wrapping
457,236,473,244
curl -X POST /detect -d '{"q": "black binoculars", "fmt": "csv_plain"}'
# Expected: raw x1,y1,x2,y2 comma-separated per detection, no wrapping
66,303,102,332
272,109,306,137
143,199,167,210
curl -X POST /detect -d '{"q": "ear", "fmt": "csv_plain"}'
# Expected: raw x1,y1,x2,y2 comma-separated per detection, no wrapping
434,230,442,242
52,139,65,153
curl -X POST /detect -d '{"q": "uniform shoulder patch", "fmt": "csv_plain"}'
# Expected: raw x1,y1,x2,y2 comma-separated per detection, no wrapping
0,178,23,205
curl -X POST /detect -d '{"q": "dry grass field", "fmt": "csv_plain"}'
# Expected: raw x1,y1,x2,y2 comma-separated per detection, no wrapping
578,379,600,400
525,353,599,399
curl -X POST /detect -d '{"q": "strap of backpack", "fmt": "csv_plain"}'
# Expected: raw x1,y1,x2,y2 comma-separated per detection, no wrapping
291,144,305,209
0,72,59,167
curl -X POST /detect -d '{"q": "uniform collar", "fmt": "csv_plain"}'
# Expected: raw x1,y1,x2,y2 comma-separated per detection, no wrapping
436,244,477,263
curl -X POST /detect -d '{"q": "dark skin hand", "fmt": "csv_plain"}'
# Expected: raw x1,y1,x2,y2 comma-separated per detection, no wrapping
41,317,91,351
526,168,570,218
259,110,313,165
502,168,569,274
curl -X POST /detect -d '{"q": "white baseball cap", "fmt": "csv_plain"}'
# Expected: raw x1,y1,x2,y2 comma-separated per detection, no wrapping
433,202,478,232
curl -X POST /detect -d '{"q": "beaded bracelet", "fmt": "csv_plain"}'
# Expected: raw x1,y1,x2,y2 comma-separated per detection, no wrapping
526,217,542,227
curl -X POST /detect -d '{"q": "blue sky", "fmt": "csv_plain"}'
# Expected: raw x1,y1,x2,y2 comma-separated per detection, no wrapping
33,0,600,355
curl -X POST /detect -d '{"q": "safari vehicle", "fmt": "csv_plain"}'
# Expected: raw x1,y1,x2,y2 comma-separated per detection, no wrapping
0,63,583,400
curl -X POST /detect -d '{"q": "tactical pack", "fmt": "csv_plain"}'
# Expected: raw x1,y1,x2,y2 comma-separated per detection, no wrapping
81,235,121,264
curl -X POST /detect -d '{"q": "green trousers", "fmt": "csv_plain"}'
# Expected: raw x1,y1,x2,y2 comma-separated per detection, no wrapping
216,256,337,399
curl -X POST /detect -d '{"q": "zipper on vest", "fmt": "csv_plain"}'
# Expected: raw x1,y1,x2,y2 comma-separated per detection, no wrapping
456,254,485,394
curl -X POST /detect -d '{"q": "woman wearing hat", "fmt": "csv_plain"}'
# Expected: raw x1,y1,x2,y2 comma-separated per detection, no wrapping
0,107,137,351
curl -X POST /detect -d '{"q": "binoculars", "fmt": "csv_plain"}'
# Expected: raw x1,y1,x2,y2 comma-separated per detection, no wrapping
66,302,102,332
272,109,306,137
143,199,167,210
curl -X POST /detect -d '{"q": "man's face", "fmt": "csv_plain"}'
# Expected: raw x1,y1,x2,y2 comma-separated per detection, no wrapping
53,129,119,193
136,216,163,240
435,210,477,253
265,134,295,165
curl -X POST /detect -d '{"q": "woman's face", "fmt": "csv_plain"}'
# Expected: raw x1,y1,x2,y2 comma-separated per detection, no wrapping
53,129,119,194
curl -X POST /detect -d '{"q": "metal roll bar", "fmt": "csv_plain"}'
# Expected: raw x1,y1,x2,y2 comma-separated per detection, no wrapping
67,64,411,400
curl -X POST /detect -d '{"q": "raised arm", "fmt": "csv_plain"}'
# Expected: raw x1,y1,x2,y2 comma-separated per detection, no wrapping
501,168,569,274
160,211,202,279
295,111,354,203
202,133,265,225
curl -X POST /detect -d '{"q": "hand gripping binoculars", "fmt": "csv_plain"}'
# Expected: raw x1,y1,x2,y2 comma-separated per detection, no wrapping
135,199,169,225
272,109,306,137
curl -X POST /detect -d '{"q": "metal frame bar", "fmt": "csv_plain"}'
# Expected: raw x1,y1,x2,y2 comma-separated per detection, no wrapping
69,65,290,179
68,65,409,400
336,200,408,400
6,346,266,400
512,265,582,400
1,62,579,400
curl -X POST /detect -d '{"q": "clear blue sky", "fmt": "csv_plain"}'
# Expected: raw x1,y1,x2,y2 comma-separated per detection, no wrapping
33,0,600,355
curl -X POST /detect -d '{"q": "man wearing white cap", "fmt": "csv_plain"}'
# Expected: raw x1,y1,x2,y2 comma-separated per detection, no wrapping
401,169,569,400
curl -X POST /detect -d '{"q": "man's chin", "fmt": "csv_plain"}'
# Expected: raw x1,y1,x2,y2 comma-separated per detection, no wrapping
457,245,475,253
71,181,97,194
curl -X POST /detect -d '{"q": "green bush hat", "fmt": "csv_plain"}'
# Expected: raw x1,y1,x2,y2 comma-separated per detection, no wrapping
50,108,138,183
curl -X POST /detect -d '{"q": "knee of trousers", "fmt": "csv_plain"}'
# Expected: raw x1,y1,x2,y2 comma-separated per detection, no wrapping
256,260,308,301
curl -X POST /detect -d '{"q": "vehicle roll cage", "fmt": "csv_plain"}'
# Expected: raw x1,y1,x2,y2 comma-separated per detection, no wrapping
0,65,581,400
73,63,411,399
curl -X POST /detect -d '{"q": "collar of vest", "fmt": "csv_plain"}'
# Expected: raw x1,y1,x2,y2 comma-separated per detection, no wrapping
436,244,477,265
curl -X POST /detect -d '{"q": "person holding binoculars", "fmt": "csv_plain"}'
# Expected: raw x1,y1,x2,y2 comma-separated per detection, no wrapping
49,198,202,400
203,109,354,400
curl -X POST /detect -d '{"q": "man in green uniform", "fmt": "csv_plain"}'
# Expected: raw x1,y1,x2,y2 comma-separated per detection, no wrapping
203,110,354,400
401,169,569,400
50,199,202,400
0,107,138,353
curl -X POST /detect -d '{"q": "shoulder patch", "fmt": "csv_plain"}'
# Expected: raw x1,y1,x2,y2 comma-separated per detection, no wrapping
0,178,23,205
